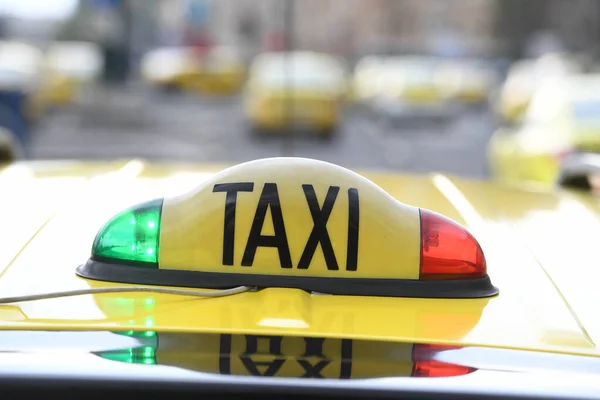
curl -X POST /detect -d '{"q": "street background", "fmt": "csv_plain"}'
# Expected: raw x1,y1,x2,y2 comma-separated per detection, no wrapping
1,0,599,178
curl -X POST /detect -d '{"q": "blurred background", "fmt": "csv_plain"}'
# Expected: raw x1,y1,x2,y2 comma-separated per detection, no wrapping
1,0,600,187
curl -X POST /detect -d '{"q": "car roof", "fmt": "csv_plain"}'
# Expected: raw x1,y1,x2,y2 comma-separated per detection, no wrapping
0,159,598,360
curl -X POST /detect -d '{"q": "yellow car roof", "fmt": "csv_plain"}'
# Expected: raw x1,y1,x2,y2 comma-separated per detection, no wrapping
0,158,598,359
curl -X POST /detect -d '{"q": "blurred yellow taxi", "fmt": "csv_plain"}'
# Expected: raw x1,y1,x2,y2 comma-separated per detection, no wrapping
141,46,245,95
244,51,347,136
437,59,497,105
141,46,199,89
496,54,581,124
488,74,600,187
383,56,445,104
0,40,47,122
40,41,103,106
353,56,448,104
181,47,245,95
355,56,455,121
496,60,537,123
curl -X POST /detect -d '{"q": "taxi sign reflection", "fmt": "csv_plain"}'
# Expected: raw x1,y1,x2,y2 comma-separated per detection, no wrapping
96,332,476,379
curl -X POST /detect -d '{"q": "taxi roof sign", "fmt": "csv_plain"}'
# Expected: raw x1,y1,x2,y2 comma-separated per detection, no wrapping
77,158,498,298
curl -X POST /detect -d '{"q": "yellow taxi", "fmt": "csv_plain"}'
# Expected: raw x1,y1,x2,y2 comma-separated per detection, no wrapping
40,41,103,106
1,156,600,398
488,73,600,187
244,51,347,136
436,59,498,105
496,54,581,124
180,46,246,95
0,40,48,122
354,56,455,121
140,46,194,89
141,46,245,95
379,56,445,103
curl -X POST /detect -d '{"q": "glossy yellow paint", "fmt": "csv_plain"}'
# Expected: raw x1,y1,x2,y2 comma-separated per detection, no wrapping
161,158,420,278
0,159,598,359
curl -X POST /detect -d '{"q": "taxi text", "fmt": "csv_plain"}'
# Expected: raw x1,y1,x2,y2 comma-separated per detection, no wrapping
213,182,359,271
219,334,353,378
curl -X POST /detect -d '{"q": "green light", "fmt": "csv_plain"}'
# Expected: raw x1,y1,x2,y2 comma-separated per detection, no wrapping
92,199,163,267
98,346,157,365
98,331,159,365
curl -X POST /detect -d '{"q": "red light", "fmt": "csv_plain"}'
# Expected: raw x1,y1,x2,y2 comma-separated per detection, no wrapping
411,344,476,378
419,209,486,280
412,359,476,378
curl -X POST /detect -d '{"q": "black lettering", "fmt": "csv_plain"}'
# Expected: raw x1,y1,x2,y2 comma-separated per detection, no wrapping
346,188,359,271
241,356,285,376
303,337,326,357
213,183,255,265
240,335,285,376
222,335,352,379
298,359,330,378
219,334,233,374
298,185,340,270
243,335,284,354
242,183,292,268
298,337,331,378
340,339,353,379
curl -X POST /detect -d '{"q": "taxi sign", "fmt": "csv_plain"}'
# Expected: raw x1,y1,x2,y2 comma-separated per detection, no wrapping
77,158,498,298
